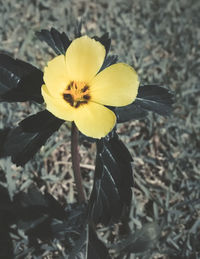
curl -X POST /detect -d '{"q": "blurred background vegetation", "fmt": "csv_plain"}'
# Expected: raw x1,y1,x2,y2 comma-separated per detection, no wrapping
0,0,199,258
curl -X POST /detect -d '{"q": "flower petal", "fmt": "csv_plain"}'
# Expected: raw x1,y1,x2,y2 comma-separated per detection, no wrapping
41,84,74,121
74,102,116,139
90,63,139,106
65,36,106,82
43,55,70,98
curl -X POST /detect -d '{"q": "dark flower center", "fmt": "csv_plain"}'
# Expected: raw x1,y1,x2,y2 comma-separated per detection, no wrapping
63,81,91,108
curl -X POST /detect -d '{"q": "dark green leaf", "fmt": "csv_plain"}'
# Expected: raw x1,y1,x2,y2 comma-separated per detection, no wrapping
0,54,44,103
93,33,111,55
0,114,63,166
113,222,161,255
116,84,174,123
67,225,112,259
19,110,64,132
99,55,118,73
74,20,83,38
36,27,71,55
93,33,118,73
88,130,133,225
0,223,13,259
88,227,111,259
0,186,14,259
68,224,88,259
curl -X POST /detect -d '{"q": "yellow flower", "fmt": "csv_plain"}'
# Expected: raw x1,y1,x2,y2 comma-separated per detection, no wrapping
42,36,139,138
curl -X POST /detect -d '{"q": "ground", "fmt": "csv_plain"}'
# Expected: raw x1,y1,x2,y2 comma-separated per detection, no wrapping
0,0,199,258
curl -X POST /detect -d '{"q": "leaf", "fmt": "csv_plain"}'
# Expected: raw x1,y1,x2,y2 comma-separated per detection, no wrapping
68,224,88,259
51,203,87,243
116,84,174,123
0,186,14,259
12,187,66,243
50,203,88,258
0,128,10,148
13,187,66,222
115,102,148,123
99,55,118,73
137,84,174,114
0,54,44,103
19,109,64,132
68,225,112,259
0,185,68,258
0,185,14,224
88,227,111,259
36,27,71,55
93,32,118,73
74,20,83,38
93,33,111,55
0,184,111,258
10,187,86,250
0,223,13,259
88,130,133,225
0,113,63,166
113,222,161,255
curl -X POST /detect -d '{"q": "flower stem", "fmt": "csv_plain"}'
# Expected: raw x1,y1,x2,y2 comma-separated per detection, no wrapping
71,122,86,203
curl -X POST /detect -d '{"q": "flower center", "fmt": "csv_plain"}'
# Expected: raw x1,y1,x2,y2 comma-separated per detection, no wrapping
63,81,91,108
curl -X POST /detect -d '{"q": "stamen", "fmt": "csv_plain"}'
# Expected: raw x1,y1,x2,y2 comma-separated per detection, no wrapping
83,94,90,100
81,86,89,93
63,81,91,108
63,93,74,106
74,100,87,108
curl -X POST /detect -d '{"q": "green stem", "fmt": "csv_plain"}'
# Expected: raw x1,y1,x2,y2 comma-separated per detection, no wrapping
71,122,86,203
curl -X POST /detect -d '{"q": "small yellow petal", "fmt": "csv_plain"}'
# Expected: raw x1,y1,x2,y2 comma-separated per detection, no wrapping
65,36,106,82
90,63,139,106
41,84,74,121
43,55,70,98
74,102,116,139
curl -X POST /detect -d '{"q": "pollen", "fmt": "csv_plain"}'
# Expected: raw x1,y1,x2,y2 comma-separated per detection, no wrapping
63,81,91,108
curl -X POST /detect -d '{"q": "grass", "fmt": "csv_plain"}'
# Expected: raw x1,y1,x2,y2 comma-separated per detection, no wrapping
0,0,199,258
